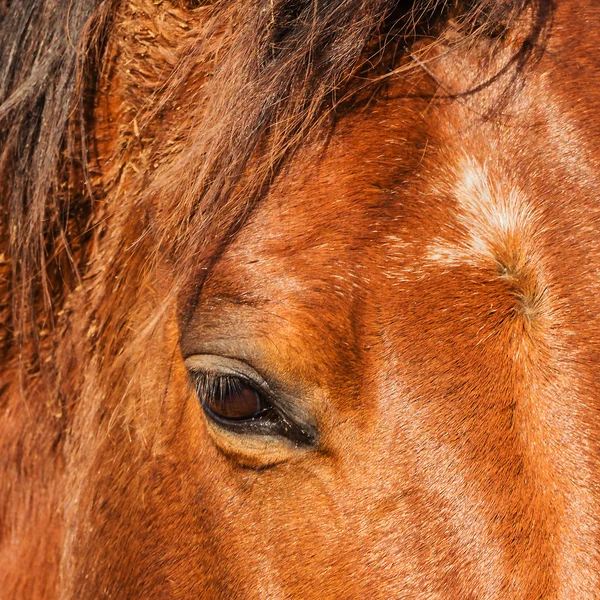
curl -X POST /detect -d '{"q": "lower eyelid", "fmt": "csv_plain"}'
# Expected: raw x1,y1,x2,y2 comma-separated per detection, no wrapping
202,403,283,439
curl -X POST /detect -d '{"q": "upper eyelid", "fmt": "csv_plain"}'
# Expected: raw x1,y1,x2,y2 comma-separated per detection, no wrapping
194,371,265,398
185,355,273,393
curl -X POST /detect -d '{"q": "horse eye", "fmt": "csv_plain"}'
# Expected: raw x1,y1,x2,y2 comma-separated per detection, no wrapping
199,376,269,421
185,356,317,447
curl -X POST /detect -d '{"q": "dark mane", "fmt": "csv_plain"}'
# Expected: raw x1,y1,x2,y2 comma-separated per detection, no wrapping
0,0,114,350
0,0,550,350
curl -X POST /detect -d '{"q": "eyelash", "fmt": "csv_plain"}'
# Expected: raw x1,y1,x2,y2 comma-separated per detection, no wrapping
196,373,246,403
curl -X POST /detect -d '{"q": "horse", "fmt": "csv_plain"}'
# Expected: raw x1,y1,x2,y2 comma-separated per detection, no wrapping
2,0,600,596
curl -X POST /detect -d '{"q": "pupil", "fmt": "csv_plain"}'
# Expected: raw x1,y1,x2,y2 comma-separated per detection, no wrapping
207,380,264,420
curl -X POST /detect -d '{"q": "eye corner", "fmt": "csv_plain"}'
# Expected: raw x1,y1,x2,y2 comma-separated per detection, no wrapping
276,413,319,448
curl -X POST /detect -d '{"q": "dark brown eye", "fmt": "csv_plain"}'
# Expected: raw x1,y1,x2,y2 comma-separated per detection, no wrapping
200,376,268,421
186,357,317,446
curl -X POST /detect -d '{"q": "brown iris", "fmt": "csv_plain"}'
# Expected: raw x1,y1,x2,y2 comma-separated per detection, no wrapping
202,376,267,421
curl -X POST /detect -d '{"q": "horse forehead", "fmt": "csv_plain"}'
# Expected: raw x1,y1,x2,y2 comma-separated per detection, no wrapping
205,141,564,396
425,158,539,266
216,150,535,290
